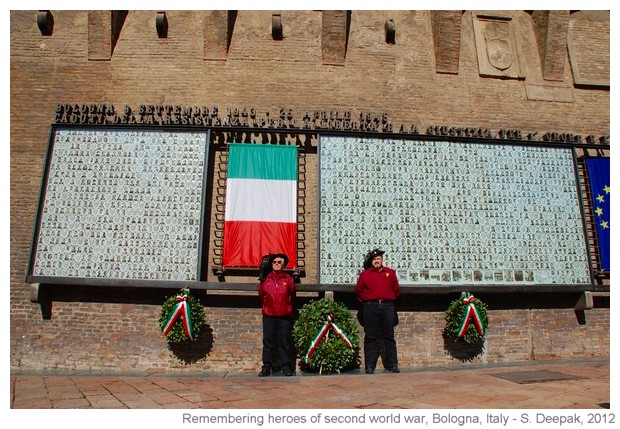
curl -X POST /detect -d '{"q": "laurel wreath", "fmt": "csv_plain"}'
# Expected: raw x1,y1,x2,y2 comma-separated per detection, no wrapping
292,298,360,374
158,288,206,343
444,292,489,343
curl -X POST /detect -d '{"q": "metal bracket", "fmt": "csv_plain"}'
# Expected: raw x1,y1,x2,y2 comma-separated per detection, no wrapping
574,291,610,325
30,283,41,303
30,283,53,320
575,291,610,311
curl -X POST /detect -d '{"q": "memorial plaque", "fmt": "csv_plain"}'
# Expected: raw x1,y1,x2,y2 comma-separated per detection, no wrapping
318,136,591,285
30,128,209,282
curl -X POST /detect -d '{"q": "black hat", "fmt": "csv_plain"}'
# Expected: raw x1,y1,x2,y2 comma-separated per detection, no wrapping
363,248,385,269
269,253,289,267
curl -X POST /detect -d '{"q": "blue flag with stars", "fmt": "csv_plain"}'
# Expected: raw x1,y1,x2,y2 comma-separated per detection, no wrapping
586,158,610,271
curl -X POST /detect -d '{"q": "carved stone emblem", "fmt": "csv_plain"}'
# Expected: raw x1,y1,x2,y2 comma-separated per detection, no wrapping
485,37,512,70
484,21,513,71
472,14,522,79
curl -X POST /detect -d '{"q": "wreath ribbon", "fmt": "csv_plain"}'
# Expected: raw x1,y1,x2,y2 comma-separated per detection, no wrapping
162,293,194,340
456,293,485,338
304,314,353,363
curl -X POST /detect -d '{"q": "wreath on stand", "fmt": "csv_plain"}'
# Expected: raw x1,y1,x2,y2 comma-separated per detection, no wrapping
158,288,206,343
444,292,489,344
292,298,360,374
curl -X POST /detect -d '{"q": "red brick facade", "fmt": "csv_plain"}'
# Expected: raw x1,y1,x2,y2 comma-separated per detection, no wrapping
10,10,609,374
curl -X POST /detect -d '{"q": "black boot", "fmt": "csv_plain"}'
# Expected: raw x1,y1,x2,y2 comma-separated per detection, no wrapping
258,367,271,377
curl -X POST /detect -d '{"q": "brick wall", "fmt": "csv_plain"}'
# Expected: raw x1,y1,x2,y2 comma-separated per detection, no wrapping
11,294,609,374
10,10,609,374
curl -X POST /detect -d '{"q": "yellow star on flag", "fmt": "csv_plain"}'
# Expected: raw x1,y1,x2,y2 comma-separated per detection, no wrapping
595,207,604,216
604,185,610,194
601,220,609,229
597,194,605,203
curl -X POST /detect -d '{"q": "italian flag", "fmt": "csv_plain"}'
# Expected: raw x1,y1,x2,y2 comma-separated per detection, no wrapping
223,143,298,268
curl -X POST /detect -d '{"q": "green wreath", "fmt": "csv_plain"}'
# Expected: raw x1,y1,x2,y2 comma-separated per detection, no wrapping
445,292,489,343
158,288,206,343
292,298,360,374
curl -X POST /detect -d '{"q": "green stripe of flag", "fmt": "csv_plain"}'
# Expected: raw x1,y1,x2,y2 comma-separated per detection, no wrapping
227,143,297,180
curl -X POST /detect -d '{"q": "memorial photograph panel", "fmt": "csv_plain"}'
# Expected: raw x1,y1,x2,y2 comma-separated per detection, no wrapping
318,136,591,286
29,128,209,283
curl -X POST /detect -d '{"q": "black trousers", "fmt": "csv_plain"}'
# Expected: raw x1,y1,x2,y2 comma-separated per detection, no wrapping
262,316,294,370
362,302,398,370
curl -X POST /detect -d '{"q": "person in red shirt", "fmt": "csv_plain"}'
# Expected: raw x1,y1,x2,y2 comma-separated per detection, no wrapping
258,253,296,377
355,248,400,374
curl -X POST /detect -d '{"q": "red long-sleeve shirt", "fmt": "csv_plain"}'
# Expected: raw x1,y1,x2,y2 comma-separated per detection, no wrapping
258,271,296,317
355,266,400,302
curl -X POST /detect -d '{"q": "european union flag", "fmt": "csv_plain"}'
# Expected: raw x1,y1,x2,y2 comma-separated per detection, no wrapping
586,158,610,271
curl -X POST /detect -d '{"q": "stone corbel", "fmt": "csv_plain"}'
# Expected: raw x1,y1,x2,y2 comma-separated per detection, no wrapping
531,10,569,82
574,291,610,325
30,283,41,303
30,283,52,320
321,10,350,65
204,10,237,60
88,11,127,60
567,12,610,87
431,11,462,74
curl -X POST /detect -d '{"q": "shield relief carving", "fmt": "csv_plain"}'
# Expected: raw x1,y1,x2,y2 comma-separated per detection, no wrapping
473,14,522,78
486,37,513,70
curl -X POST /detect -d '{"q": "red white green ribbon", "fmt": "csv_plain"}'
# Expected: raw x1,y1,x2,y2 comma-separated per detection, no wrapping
457,293,485,338
304,314,353,362
162,293,194,340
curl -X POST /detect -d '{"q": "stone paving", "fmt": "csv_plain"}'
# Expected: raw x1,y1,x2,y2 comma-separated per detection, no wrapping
9,359,611,410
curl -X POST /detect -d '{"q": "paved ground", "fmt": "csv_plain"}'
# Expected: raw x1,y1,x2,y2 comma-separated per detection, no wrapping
9,359,611,409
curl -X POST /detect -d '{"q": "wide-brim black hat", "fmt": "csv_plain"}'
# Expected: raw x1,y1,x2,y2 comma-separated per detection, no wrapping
269,253,289,267
363,248,385,269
